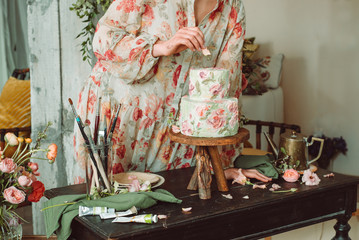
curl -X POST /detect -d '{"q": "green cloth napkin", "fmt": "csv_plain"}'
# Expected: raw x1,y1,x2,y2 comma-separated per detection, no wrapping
234,154,279,179
43,189,182,240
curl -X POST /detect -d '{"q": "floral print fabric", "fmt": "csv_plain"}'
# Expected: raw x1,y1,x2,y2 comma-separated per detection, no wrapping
74,0,246,178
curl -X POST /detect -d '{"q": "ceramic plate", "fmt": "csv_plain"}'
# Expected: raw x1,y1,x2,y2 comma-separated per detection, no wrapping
112,172,165,188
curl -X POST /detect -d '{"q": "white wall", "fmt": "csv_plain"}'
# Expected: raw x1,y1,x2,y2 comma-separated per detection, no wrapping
243,0,359,176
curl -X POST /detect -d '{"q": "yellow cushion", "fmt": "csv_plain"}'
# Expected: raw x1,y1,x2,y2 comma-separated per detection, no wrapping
0,77,31,128
242,148,270,156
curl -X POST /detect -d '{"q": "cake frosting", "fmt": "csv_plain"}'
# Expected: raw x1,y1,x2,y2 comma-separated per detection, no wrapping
178,68,239,137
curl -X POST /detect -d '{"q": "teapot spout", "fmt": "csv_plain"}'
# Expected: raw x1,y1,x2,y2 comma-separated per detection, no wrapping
264,132,279,159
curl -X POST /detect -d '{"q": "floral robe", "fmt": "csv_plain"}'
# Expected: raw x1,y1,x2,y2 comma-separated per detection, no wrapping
74,0,246,178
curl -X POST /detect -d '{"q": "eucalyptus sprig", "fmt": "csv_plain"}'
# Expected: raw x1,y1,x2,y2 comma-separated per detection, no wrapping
69,0,112,64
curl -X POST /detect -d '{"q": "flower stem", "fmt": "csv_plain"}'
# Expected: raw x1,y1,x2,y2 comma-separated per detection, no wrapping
14,143,30,163
11,142,22,161
16,149,48,166
272,188,298,193
40,202,77,212
2,143,9,155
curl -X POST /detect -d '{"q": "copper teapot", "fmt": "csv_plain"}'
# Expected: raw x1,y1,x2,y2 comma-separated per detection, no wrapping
265,131,324,171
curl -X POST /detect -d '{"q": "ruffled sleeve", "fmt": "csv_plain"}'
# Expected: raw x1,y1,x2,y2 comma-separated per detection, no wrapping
93,0,159,84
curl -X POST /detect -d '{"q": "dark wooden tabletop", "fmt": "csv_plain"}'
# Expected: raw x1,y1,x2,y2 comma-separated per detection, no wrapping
45,167,359,240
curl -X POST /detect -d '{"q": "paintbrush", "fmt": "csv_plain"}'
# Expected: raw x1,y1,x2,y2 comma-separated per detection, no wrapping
83,123,112,192
68,98,107,192
94,96,102,145
107,104,121,143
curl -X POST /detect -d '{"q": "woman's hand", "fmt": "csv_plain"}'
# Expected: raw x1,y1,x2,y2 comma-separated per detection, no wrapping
242,169,272,182
152,27,205,57
224,168,272,183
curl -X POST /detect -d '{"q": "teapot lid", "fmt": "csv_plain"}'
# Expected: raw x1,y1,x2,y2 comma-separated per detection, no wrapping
281,131,306,141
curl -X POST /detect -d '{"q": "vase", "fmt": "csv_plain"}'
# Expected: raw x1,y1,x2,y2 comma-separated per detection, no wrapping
0,207,23,240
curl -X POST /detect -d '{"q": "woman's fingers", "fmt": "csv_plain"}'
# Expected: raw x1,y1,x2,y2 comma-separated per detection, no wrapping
179,27,205,49
242,169,272,182
154,27,205,56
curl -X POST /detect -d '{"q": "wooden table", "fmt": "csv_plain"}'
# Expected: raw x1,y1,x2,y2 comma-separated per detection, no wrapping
168,128,249,199
45,167,359,240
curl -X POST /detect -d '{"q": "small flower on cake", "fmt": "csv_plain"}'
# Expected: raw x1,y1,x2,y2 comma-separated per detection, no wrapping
302,169,321,186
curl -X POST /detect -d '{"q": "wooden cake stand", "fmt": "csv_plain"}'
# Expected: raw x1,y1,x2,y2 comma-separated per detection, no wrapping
168,128,250,199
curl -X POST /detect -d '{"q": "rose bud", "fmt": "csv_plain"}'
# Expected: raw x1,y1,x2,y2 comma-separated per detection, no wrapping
17,137,24,143
18,175,33,187
28,162,39,172
25,138,32,144
4,133,19,146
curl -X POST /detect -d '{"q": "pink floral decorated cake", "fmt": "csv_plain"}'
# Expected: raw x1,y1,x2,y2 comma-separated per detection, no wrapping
179,68,239,137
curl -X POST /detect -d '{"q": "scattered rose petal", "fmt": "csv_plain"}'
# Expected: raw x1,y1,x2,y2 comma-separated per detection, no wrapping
323,173,335,178
202,48,211,56
243,195,249,199
158,215,168,219
222,193,233,199
253,184,267,189
271,183,281,190
182,207,192,212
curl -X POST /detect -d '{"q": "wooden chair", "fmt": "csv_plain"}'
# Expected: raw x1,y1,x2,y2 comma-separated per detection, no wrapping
12,68,30,80
243,120,301,154
0,68,31,149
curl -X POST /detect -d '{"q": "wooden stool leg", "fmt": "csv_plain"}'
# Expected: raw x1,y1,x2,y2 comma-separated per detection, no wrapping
187,164,199,191
197,147,212,199
207,146,229,192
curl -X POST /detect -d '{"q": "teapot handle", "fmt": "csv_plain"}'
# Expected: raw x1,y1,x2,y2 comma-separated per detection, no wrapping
307,137,324,165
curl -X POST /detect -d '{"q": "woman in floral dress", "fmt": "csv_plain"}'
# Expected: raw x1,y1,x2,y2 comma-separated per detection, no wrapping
75,0,271,182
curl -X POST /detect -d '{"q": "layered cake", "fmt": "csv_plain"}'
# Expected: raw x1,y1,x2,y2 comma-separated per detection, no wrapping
178,68,239,137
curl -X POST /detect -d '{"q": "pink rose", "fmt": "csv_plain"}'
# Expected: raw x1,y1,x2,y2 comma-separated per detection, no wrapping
209,84,222,96
4,132,18,146
28,162,39,172
18,175,33,187
3,186,26,204
0,158,17,173
302,169,321,186
181,120,193,136
283,169,300,182
206,109,226,129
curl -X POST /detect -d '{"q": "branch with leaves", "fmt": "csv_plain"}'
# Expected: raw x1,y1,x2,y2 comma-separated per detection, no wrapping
69,0,112,64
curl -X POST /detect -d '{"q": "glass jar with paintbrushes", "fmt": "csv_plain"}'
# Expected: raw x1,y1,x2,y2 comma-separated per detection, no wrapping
68,98,121,198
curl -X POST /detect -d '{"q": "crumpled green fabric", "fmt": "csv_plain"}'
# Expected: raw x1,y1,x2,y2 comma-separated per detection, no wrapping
234,154,279,179
43,189,182,240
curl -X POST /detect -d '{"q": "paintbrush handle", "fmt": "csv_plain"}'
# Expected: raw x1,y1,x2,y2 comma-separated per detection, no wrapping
84,125,112,192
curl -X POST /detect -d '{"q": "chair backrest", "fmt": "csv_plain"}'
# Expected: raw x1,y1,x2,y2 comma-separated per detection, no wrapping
243,120,301,153
12,68,30,80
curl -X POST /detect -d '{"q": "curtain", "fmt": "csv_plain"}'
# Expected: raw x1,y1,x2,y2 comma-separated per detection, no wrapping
0,0,29,92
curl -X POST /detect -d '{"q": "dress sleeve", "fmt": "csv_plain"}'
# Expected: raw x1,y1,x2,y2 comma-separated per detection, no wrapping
92,0,159,84
215,3,247,98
